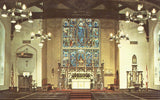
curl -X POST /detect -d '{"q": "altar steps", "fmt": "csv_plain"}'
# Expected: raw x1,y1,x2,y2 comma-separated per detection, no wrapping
70,91,91,100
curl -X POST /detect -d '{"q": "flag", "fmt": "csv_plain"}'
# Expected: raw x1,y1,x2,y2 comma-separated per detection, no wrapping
146,65,148,82
11,64,14,88
146,65,148,91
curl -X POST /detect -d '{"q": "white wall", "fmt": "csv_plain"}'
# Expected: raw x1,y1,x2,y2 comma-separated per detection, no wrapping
119,21,148,89
0,6,43,90
11,19,43,87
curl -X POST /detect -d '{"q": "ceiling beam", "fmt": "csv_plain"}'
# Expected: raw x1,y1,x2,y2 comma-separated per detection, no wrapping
58,0,78,10
85,0,105,10
35,4,43,10
118,2,137,11
31,9,124,19
144,20,149,42
27,0,43,8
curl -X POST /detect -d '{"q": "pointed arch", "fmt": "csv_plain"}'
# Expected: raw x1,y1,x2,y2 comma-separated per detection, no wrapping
15,44,37,77
132,54,137,65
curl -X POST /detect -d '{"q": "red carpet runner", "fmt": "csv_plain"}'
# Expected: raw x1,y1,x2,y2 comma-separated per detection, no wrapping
70,89,91,100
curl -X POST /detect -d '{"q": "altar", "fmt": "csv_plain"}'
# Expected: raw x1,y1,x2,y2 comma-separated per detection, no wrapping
72,79,90,89
58,66,104,90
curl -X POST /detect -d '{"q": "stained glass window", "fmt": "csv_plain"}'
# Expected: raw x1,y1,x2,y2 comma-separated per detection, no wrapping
159,32,160,81
62,18,100,67
154,29,160,85
0,21,5,85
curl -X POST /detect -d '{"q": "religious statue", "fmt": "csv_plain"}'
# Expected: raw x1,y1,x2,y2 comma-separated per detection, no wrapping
78,22,85,47
70,51,76,67
78,56,84,67
86,52,92,67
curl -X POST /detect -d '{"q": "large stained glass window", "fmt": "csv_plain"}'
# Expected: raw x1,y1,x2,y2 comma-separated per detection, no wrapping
62,18,100,67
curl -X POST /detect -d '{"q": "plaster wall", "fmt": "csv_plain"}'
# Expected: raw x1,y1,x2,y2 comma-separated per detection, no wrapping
100,19,116,87
46,19,62,87
11,19,43,87
119,21,148,89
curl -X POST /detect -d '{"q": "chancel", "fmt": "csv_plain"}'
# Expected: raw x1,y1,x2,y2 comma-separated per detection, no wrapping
1,0,160,100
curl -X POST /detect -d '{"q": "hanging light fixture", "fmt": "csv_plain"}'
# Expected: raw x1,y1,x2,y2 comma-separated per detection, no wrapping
1,1,33,32
39,42,43,47
30,1,51,47
47,32,52,40
15,23,22,32
125,4,157,23
151,8,157,21
109,31,129,48
125,0,157,33
28,11,33,23
1,4,8,17
109,31,129,42
137,24,144,33
30,19,52,47
109,22,129,47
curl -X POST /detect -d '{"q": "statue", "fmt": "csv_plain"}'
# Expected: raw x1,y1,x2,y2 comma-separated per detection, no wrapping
78,22,85,47
70,51,76,67
78,56,84,67
86,52,92,66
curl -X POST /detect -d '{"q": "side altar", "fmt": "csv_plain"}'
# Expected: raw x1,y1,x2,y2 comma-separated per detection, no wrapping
126,55,143,90
57,63,104,89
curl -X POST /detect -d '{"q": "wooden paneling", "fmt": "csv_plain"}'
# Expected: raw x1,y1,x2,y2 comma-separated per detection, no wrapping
18,75,32,92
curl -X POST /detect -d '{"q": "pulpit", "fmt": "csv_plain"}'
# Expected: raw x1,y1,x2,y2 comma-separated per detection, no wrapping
18,75,32,91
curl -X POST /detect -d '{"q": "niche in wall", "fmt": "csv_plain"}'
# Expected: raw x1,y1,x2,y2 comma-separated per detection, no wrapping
16,45,37,75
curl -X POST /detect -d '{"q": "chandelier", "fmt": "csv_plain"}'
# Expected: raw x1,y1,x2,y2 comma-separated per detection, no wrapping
1,2,33,32
109,31,129,42
125,3,157,33
31,20,51,47
109,23,129,47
